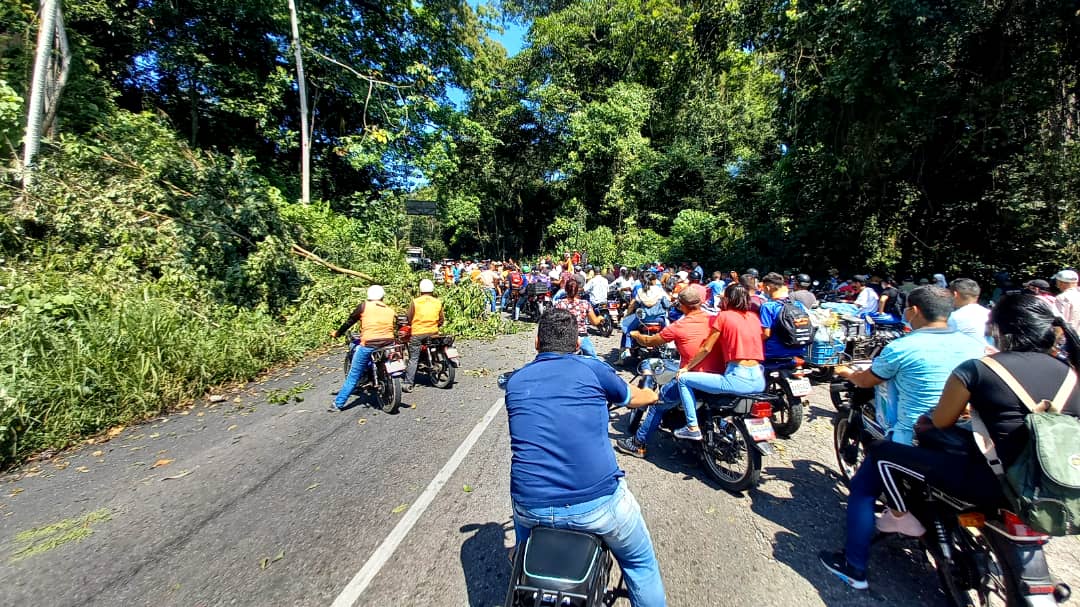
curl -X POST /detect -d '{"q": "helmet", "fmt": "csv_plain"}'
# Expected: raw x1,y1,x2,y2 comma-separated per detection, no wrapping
523,265,531,273
584,264,594,272
796,273,812,286
746,268,760,278
689,270,701,282
367,285,385,300
419,279,435,293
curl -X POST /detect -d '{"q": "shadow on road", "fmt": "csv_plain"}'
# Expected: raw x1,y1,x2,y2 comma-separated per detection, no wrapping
750,458,947,606
460,521,513,607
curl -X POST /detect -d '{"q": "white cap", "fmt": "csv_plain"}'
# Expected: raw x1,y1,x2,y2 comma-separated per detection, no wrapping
367,285,385,300
1055,269,1079,283
677,270,689,281
419,279,435,293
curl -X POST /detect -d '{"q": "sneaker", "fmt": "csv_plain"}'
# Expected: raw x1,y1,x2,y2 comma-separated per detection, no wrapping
619,349,632,362
875,510,926,537
330,403,345,412
615,437,646,458
819,550,868,590
674,426,703,441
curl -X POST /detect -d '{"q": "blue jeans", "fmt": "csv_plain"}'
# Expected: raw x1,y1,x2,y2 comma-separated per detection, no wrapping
635,382,681,444
513,480,667,607
621,314,641,348
483,288,497,312
552,288,567,302
677,363,765,428
335,344,374,409
578,334,598,359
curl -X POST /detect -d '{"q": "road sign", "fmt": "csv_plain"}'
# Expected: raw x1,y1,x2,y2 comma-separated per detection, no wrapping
406,200,437,216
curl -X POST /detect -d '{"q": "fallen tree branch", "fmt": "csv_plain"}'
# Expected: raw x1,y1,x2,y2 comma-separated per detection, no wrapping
290,244,376,282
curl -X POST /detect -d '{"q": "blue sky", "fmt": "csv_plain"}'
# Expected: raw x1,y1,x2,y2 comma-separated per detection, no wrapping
445,20,528,109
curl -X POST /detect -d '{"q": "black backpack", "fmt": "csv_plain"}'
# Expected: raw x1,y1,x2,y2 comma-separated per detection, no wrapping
774,299,814,348
887,289,907,318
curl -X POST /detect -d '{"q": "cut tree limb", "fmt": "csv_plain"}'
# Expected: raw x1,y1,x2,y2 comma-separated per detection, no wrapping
290,244,376,282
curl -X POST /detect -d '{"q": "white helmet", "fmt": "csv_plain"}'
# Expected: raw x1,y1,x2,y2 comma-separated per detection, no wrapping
367,285,385,300
419,279,435,293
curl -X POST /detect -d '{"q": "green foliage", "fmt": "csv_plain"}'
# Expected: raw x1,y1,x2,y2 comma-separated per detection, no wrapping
0,79,20,150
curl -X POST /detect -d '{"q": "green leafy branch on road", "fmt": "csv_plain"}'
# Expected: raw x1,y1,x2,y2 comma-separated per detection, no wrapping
266,383,313,405
9,508,111,563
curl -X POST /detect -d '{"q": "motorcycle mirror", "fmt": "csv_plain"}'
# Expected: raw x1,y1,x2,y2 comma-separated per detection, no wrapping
497,372,512,391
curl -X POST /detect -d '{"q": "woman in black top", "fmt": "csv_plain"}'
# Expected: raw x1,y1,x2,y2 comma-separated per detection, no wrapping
933,295,1080,465
820,294,1080,590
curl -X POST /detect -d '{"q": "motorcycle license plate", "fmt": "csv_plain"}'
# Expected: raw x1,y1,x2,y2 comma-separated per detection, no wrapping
385,359,406,375
745,417,776,442
787,378,812,397
444,347,459,359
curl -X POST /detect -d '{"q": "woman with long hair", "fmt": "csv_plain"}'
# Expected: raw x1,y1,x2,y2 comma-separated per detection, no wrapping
554,279,603,358
820,294,1080,591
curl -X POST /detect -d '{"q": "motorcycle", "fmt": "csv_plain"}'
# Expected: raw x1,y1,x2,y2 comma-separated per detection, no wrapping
622,310,667,367
594,299,616,338
830,369,882,483
518,281,552,322
395,318,460,389
343,333,406,413
764,357,811,438
887,464,1072,607
631,356,781,492
497,371,630,607
831,371,1072,606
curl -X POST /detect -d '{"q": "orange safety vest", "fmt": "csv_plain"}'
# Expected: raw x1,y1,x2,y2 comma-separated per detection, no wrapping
360,301,396,345
411,295,443,336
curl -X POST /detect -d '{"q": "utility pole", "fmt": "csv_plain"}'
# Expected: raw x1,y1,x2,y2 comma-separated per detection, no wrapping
287,0,311,204
22,0,60,190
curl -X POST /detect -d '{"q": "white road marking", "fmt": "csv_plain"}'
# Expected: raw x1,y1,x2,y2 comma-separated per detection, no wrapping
329,396,505,607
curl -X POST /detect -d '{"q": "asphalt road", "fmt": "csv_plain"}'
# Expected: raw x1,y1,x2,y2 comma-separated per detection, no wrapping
2,328,1079,607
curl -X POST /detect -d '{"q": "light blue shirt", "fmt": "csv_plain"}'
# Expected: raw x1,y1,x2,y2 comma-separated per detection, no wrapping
870,327,988,445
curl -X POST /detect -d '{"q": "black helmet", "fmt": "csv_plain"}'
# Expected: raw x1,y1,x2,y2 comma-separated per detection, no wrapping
689,270,702,282
746,268,760,278
796,273,812,286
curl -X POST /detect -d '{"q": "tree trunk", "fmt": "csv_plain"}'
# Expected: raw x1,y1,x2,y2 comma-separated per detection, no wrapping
41,1,70,137
21,0,59,191
288,0,311,204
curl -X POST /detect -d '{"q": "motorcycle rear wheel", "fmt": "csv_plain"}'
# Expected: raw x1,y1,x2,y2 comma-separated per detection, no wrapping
772,394,804,438
377,368,401,414
430,354,455,389
600,315,614,338
701,416,760,492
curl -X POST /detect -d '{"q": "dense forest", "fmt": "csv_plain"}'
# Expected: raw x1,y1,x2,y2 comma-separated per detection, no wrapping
1,0,1079,463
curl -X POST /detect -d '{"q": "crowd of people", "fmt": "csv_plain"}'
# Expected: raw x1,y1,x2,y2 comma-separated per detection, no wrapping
495,258,1080,604
335,254,1080,604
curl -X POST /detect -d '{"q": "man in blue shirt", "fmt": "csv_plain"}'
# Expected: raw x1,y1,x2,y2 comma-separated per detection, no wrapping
834,286,990,444
705,271,726,308
505,309,666,607
759,272,809,359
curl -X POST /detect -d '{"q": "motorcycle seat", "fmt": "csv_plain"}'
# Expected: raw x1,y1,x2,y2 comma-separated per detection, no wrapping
522,527,603,590
697,392,776,409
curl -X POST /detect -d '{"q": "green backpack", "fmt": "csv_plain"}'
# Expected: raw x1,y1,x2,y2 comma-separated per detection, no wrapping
971,356,1080,536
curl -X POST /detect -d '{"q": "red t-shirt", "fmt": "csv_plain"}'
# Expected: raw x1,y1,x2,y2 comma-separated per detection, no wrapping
710,310,765,367
659,312,725,372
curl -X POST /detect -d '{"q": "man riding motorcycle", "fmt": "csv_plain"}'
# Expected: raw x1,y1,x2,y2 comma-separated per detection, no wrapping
821,294,1080,591
330,285,397,411
619,271,670,362
403,279,445,393
504,309,666,606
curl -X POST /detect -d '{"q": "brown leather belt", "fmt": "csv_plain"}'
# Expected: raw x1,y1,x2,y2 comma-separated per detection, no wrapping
736,360,760,367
